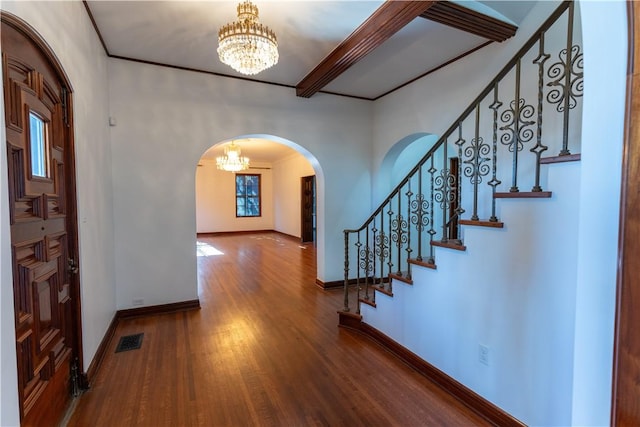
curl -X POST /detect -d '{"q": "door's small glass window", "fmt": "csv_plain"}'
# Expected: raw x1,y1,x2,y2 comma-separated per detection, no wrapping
29,112,48,178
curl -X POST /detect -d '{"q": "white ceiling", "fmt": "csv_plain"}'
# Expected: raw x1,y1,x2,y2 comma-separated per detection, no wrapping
200,138,298,163
85,0,537,162
87,1,386,97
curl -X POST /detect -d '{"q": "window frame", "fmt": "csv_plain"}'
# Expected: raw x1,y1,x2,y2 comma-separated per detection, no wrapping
235,173,262,218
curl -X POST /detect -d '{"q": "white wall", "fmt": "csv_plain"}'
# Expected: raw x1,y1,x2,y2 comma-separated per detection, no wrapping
196,161,275,233
273,153,315,238
362,1,627,425
363,162,581,425
571,1,627,424
0,2,116,425
108,58,372,310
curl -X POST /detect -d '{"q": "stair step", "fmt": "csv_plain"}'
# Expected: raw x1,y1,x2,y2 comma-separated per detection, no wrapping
372,284,394,296
409,258,437,269
494,191,552,199
337,310,362,330
540,153,581,164
459,219,504,228
389,272,412,285
431,240,467,251
359,297,377,308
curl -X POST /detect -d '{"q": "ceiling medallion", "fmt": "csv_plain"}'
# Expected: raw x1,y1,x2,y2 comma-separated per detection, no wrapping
217,1,279,76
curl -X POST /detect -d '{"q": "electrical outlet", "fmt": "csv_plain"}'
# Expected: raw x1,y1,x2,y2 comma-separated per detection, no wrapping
132,298,144,306
479,344,490,366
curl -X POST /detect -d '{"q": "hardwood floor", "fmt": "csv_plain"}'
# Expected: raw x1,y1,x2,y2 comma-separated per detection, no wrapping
66,232,490,426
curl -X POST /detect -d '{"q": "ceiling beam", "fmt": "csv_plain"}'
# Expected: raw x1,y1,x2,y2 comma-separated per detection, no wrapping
420,2,517,43
295,1,436,98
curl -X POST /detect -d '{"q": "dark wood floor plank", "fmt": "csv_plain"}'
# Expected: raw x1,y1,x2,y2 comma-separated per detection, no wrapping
66,232,489,426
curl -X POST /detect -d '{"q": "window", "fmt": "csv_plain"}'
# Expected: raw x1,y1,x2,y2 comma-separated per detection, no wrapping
236,174,261,217
29,112,49,178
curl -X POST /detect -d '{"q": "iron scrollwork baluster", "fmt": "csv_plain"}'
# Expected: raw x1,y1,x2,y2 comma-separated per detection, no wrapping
355,234,362,304
428,157,437,262
532,33,551,191
434,168,456,242
359,244,374,299
375,229,389,292
391,196,408,277
371,223,378,291
546,1,582,156
500,59,535,192
405,181,413,278
463,106,490,220
387,205,394,292
454,124,466,235
488,85,503,221
547,45,583,114
410,169,429,262
380,210,386,287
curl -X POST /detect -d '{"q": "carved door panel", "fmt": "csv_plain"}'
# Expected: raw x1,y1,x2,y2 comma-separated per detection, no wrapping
3,18,79,427
301,175,315,243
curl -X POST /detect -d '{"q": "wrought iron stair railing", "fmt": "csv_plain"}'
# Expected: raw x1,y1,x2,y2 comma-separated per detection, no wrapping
342,1,582,314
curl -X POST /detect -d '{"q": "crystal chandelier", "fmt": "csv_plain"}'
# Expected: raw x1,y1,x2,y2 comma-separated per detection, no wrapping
217,141,250,172
217,1,279,76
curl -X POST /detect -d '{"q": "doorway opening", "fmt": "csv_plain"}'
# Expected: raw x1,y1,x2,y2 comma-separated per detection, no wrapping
194,136,323,284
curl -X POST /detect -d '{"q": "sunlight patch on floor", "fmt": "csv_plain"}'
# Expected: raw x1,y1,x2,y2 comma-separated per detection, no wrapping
249,235,286,246
197,241,224,257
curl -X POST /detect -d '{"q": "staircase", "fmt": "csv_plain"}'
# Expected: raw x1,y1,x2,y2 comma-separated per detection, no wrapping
338,2,583,426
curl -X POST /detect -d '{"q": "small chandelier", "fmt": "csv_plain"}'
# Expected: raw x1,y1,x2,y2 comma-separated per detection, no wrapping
217,141,250,172
217,1,279,76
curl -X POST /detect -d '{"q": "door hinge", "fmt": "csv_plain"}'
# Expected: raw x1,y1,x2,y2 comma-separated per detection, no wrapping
70,357,90,396
71,357,81,397
68,258,79,275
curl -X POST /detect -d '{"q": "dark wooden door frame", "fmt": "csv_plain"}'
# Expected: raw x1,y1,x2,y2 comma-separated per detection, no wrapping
1,8,85,413
612,2,640,425
301,175,315,243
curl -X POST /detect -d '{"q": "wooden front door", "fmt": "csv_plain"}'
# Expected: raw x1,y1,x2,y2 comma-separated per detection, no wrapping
2,16,81,427
301,175,315,243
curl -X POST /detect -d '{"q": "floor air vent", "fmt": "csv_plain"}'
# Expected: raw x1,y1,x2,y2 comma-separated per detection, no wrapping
115,333,144,353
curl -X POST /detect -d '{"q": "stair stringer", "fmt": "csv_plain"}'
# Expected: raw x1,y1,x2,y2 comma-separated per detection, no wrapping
360,161,581,427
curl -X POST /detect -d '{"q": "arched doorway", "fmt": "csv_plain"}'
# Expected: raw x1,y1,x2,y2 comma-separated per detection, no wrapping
374,133,439,206
194,136,323,284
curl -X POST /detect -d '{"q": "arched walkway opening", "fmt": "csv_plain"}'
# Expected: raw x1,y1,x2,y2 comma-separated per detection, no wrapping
194,135,324,292
374,133,439,205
